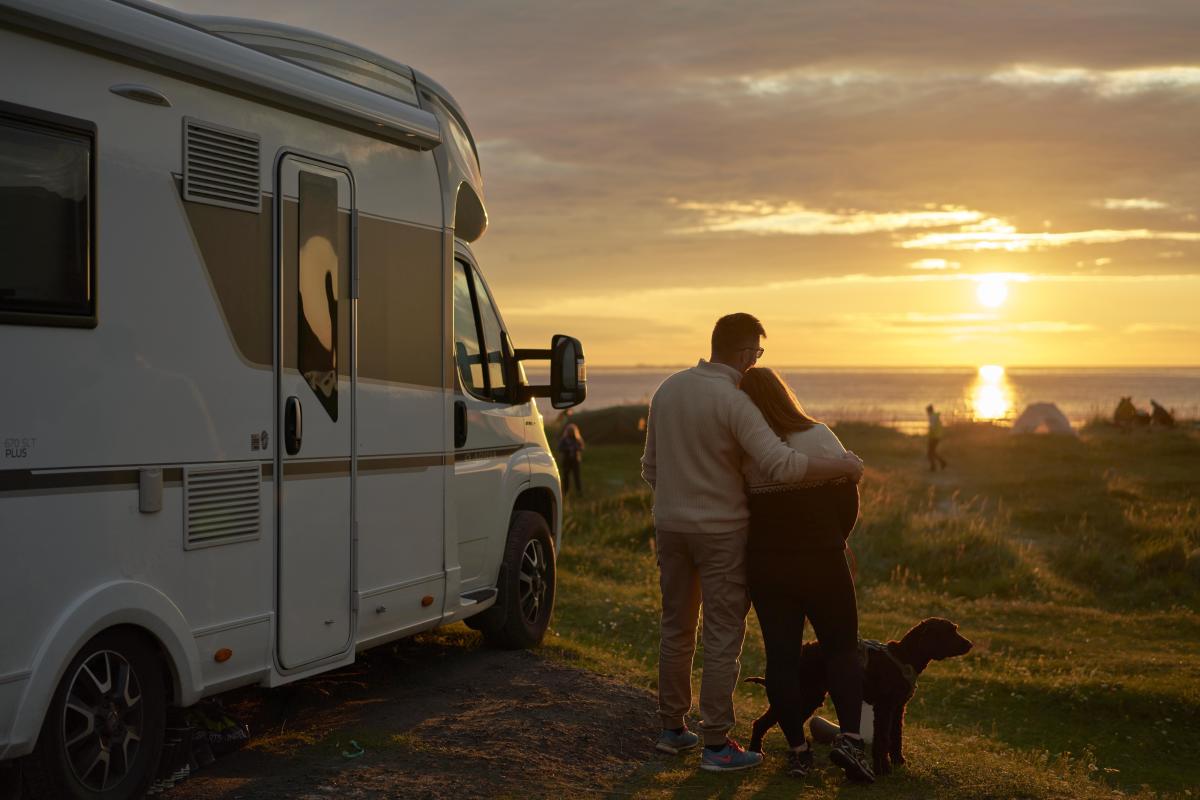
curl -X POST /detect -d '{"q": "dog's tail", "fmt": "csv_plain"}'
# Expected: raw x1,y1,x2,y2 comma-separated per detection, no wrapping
743,676,766,687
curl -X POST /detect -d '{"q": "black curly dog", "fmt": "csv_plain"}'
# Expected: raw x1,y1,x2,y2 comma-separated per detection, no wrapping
746,617,972,775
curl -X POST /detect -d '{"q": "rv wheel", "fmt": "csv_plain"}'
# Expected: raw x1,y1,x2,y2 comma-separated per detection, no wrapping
24,630,165,800
477,511,557,650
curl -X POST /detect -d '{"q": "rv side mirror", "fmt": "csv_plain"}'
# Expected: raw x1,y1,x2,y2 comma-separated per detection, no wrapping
549,334,586,409
512,334,586,408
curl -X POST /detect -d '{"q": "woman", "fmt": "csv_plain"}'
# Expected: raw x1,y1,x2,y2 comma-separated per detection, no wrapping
739,367,873,783
557,422,585,495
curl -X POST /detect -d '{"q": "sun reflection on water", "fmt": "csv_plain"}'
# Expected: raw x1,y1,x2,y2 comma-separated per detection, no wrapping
970,364,1014,421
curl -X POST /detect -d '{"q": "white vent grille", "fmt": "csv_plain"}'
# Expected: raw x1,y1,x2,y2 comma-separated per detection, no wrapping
183,119,261,212
184,465,262,549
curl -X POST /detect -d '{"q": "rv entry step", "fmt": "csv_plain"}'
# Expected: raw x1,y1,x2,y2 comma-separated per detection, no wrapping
460,588,498,607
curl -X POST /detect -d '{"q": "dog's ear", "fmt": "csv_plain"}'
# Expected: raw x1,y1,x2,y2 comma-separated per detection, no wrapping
903,617,948,642
900,618,934,642
907,618,939,660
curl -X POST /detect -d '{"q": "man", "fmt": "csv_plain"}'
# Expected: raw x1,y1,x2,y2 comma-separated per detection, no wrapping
926,403,947,471
641,313,865,771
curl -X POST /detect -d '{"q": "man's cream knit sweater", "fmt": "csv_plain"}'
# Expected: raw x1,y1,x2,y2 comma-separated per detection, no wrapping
641,360,810,533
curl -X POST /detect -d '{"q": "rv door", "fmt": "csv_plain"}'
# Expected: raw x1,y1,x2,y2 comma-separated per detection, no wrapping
451,256,528,590
274,155,355,669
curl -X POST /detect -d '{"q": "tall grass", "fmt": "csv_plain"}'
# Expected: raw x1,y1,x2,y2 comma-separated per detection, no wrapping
543,413,1200,797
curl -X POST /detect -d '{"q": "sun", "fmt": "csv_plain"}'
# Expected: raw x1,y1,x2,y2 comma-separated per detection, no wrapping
976,277,1009,308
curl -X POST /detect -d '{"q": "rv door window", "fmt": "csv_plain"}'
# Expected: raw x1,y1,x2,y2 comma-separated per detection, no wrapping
297,170,340,421
471,271,511,403
452,260,486,395
0,108,94,326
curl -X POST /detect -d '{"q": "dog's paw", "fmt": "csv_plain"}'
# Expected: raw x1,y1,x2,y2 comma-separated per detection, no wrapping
891,753,906,767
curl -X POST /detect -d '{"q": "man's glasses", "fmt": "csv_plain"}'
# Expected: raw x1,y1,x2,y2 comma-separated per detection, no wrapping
740,347,765,359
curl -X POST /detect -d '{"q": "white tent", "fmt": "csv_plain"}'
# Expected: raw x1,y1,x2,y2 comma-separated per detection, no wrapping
1011,402,1075,435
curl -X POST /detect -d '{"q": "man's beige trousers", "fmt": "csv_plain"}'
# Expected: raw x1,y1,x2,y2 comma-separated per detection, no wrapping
656,527,750,746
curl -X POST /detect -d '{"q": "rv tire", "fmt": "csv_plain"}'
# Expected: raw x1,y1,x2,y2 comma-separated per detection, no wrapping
24,629,166,800
477,511,557,650
0,762,19,800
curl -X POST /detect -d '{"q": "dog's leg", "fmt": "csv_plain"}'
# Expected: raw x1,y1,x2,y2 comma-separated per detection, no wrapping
749,706,779,753
889,706,905,767
795,686,826,746
871,704,894,776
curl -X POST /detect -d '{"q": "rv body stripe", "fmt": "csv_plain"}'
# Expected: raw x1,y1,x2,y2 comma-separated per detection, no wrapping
191,612,273,638
279,446,529,474
280,460,351,478
0,669,32,686
0,445,530,492
454,444,528,462
0,468,183,492
359,572,444,599
279,453,448,477
359,454,447,470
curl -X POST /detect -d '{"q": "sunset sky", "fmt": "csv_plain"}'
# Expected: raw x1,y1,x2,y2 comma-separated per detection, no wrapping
171,0,1200,366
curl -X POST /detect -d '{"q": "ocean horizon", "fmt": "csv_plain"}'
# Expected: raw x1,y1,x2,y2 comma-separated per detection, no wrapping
530,365,1200,433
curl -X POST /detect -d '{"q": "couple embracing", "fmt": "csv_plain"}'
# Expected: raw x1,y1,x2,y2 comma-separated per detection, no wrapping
641,313,874,783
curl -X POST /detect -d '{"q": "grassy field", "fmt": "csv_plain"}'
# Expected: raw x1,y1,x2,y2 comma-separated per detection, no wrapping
539,412,1200,799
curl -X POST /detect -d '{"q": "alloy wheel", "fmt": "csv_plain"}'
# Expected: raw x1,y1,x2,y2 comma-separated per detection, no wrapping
61,649,144,792
518,538,549,625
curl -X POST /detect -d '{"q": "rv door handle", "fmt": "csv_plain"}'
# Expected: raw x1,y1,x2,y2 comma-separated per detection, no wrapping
285,396,303,455
454,400,467,448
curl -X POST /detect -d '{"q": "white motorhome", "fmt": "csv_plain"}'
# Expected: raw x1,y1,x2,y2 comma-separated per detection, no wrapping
0,1,586,797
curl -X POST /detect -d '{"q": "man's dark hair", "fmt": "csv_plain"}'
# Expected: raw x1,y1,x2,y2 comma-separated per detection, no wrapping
711,313,766,357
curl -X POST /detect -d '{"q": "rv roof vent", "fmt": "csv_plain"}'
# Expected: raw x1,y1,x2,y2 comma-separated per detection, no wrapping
183,118,261,212
184,464,262,550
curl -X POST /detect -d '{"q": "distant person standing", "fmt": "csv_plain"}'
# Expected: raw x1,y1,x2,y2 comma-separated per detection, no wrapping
925,404,947,471
641,313,864,771
1150,399,1175,428
557,421,585,495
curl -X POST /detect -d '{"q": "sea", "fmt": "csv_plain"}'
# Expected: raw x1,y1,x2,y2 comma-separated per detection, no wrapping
532,366,1200,434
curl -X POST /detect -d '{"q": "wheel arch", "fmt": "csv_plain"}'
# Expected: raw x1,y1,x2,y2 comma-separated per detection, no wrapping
3,581,203,759
513,486,558,553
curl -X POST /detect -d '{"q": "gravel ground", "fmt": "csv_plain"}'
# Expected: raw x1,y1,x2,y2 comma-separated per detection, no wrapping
162,630,658,799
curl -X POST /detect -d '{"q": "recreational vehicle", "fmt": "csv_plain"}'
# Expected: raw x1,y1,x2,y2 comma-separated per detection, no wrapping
0,0,585,796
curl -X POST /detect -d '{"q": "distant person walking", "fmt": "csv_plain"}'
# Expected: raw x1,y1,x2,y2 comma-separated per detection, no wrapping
926,404,947,471
557,421,585,495
641,313,864,772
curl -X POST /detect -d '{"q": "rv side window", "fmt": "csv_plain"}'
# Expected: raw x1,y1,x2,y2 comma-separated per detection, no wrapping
452,260,486,396
472,272,511,402
0,105,95,327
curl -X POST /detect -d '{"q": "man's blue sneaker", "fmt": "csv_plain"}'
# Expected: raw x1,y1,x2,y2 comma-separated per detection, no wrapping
655,727,700,754
700,738,763,772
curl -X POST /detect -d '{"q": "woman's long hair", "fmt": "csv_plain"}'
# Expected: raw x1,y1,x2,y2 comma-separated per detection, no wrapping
559,422,584,446
740,367,820,437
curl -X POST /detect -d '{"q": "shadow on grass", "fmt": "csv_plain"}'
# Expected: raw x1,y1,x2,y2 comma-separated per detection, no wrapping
625,744,1044,800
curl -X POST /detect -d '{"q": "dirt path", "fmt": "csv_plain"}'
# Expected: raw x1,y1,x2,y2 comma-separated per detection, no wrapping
163,629,657,799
